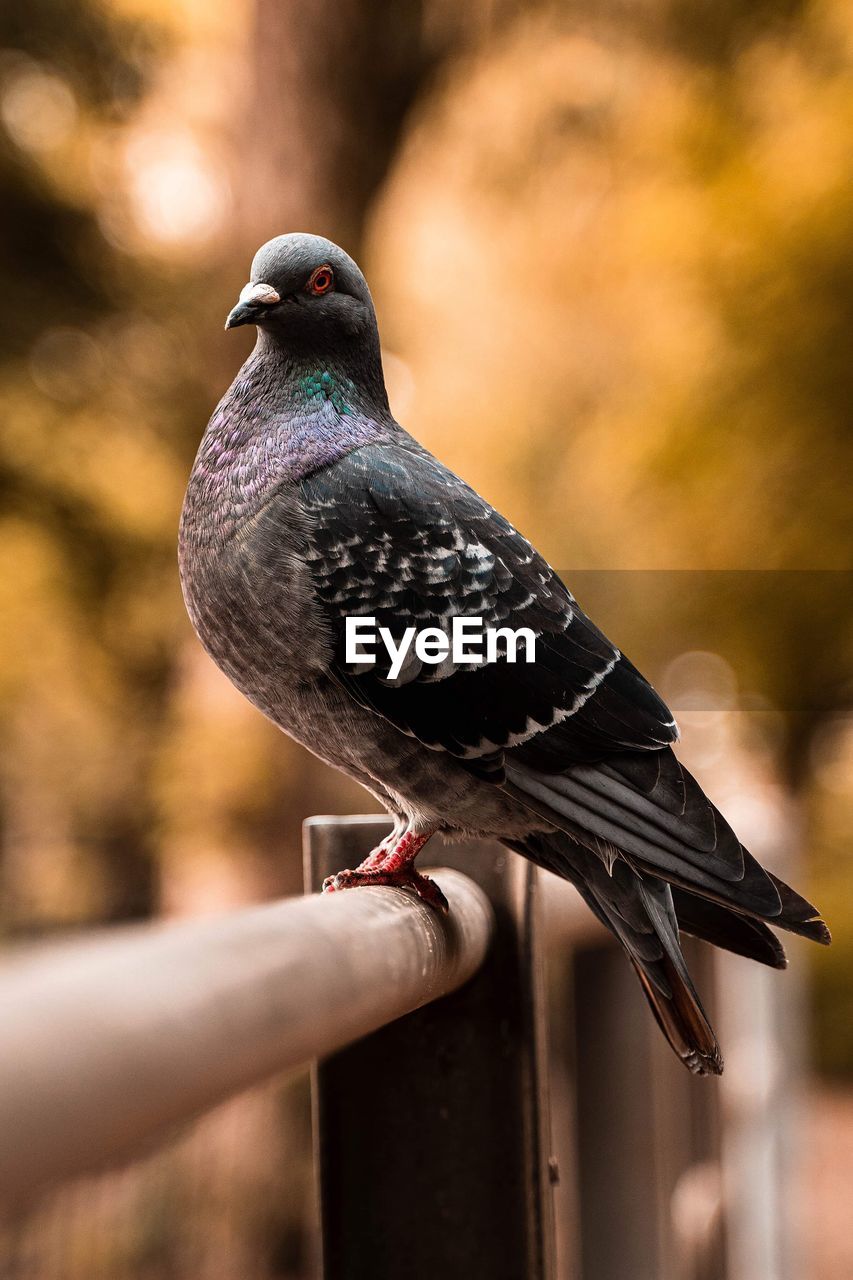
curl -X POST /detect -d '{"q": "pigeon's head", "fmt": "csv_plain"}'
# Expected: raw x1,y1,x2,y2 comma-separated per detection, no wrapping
224,233,377,352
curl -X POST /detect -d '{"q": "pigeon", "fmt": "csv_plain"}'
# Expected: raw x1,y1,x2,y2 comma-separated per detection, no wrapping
179,232,829,1076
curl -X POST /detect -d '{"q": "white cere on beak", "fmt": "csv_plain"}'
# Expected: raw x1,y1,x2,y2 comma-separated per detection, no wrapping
238,281,281,305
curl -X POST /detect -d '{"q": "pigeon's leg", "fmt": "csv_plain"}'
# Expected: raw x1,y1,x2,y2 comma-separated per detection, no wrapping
322,829,447,912
353,820,404,873
376,828,432,873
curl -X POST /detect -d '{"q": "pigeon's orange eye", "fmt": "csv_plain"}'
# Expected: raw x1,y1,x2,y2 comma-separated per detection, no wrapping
307,265,334,296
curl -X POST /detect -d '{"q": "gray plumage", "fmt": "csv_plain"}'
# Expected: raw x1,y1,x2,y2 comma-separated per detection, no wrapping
180,233,829,1076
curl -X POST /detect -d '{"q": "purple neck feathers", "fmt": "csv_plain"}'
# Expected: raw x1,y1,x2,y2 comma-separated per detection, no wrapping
184,339,395,543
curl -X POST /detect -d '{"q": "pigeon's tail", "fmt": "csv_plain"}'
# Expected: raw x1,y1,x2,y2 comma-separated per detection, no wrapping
505,749,829,1073
512,830,723,1075
504,750,830,947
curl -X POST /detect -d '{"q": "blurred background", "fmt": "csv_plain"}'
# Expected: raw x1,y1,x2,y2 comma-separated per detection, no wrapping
0,0,850,1276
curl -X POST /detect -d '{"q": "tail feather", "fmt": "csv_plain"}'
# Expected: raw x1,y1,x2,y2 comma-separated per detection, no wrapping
506,743,830,1075
516,832,723,1075
632,956,723,1076
671,887,788,968
513,821,829,1077
634,874,722,1075
768,873,832,945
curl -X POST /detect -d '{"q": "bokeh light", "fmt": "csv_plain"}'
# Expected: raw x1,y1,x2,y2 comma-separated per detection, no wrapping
0,58,77,154
123,128,231,248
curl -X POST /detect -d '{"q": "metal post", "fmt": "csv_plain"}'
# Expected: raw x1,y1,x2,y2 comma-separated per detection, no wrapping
305,815,556,1280
571,939,724,1280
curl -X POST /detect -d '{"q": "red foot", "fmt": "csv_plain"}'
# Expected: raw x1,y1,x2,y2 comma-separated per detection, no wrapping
378,829,432,873
322,827,445,909
346,828,434,876
322,866,448,913
354,832,397,873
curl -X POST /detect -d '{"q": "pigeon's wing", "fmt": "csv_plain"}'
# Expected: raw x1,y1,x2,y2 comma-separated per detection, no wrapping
299,439,677,778
298,439,831,914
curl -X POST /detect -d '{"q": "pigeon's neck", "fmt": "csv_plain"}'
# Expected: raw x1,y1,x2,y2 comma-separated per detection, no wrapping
185,333,396,540
254,328,390,420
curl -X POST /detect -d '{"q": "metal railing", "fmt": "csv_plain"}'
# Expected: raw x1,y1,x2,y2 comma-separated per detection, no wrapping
0,814,794,1280
0,839,490,1212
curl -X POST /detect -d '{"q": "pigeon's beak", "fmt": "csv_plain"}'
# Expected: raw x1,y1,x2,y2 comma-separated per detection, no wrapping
224,281,281,330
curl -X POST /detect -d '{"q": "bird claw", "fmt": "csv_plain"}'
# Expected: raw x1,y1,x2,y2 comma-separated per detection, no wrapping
321,867,449,913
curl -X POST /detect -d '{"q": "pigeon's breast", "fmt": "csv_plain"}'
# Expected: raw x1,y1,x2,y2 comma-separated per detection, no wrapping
179,481,333,708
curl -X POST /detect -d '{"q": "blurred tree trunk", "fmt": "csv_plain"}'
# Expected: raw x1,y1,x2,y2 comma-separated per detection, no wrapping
237,0,549,252
237,0,436,253
162,2,444,916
